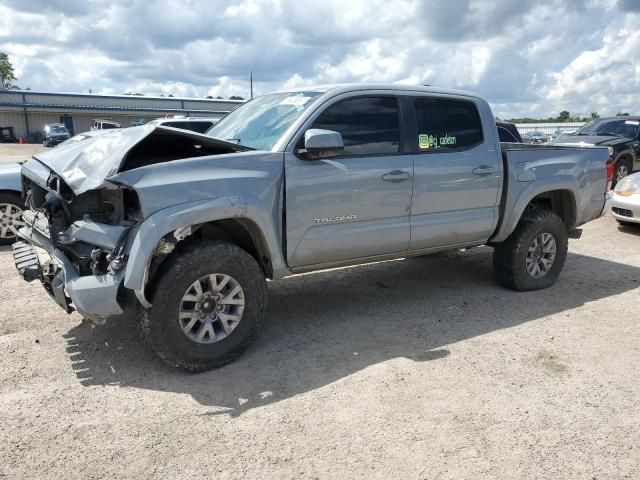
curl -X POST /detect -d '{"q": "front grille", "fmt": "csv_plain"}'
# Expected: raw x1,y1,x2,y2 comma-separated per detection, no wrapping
612,207,633,218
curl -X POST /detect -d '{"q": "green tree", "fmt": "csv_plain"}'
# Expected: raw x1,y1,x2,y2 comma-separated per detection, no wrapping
558,111,571,122
590,112,599,119
0,51,18,89
229,95,244,100
616,112,630,116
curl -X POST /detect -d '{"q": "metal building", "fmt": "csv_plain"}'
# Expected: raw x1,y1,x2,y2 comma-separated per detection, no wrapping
0,90,243,142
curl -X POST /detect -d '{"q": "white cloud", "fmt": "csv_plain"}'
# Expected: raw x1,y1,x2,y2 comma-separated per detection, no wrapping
0,0,639,117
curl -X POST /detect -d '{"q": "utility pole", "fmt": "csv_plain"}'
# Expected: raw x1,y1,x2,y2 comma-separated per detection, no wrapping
250,70,253,99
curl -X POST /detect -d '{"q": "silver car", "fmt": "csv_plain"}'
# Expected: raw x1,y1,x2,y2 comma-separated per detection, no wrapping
610,172,640,226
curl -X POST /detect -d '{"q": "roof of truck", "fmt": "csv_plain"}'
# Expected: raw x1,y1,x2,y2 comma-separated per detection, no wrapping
272,83,479,99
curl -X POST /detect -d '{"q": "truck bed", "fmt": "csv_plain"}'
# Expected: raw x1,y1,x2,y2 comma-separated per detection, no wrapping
491,143,610,242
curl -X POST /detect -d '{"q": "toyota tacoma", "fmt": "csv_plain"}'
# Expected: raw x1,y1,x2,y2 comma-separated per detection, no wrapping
13,84,613,371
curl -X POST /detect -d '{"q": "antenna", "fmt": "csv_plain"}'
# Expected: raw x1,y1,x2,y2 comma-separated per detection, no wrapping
250,70,253,99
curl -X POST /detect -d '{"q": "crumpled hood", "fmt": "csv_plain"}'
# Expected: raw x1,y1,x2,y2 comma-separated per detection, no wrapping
554,135,632,146
31,124,248,194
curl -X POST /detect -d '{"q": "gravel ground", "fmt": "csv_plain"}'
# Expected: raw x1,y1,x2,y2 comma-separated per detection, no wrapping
1,215,639,479
0,144,46,164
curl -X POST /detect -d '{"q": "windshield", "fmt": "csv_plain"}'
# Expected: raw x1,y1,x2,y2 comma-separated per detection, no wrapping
206,91,322,150
576,118,639,138
48,125,67,134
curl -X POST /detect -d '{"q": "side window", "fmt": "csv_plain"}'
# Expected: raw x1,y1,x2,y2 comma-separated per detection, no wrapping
413,98,483,152
497,126,517,142
189,121,213,133
310,96,401,156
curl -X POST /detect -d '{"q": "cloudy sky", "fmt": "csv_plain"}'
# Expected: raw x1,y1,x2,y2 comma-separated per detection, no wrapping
1,0,639,118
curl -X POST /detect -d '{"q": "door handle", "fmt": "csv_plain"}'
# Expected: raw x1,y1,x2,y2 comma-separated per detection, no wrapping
382,170,410,182
472,165,495,176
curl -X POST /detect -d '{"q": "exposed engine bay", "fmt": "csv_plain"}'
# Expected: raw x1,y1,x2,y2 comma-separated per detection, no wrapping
19,125,247,279
22,172,140,277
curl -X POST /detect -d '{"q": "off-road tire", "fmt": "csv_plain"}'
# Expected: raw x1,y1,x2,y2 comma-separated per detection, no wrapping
0,192,25,246
142,239,268,372
493,208,568,291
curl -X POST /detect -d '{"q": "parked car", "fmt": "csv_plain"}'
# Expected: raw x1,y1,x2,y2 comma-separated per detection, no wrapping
13,84,612,371
91,119,122,130
42,123,71,147
0,163,24,245
0,126,18,143
552,116,640,186
522,130,551,144
551,130,576,143
148,117,219,134
610,172,640,226
496,121,523,142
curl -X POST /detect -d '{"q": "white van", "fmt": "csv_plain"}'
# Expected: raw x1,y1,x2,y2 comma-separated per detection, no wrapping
91,119,122,130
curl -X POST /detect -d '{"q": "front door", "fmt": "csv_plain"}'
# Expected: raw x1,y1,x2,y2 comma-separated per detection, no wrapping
407,95,502,250
285,95,412,268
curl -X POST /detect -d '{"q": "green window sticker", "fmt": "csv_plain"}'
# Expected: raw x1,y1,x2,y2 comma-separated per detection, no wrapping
418,133,457,149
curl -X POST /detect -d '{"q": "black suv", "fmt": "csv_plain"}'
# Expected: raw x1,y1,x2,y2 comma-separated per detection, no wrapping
42,123,71,147
553,116,640,186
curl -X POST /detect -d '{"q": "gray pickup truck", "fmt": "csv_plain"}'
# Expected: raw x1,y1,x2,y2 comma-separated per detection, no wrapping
13,84,613,371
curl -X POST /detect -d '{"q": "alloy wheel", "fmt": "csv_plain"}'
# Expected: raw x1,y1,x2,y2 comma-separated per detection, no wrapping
178,273,245,344
0,203,25,241
525,232,557,279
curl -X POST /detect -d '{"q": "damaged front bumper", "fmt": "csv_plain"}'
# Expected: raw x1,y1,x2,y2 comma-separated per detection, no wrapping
13,218,125,322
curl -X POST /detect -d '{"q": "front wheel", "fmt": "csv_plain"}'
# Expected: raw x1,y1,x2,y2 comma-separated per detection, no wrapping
143,240,268,372
493,209,568,291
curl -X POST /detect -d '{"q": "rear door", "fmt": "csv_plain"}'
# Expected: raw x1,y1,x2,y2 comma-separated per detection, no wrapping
285,94,413,267
407,95,502,249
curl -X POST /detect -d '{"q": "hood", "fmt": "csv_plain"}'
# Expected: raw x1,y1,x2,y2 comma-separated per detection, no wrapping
31,124,249,194
553,134,631,146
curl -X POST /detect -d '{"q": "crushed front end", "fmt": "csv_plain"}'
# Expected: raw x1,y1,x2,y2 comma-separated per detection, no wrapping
13,160,141,321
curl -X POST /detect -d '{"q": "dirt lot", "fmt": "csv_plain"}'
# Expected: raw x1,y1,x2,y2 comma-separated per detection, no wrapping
0,143,47,164
1,215,639,479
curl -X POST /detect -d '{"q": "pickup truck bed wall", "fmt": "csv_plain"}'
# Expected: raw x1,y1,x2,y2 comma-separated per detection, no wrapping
492,143,608,242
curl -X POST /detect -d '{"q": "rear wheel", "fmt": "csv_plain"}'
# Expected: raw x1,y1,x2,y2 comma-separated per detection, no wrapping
143,239,268,372
612,158,632,188
0,192,26,245
493,209,568,291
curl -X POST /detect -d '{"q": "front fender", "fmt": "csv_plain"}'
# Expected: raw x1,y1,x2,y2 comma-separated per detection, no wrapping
123,196,287,305
491,175,579,242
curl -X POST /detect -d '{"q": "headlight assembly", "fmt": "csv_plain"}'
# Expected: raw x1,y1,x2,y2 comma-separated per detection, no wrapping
614,175,640,197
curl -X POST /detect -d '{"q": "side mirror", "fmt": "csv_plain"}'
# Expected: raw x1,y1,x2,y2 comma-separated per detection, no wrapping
300,129,344,159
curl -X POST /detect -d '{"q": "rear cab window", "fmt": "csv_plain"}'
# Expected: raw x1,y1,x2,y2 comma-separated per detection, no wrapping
497,126,518,142
412,97,483,153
